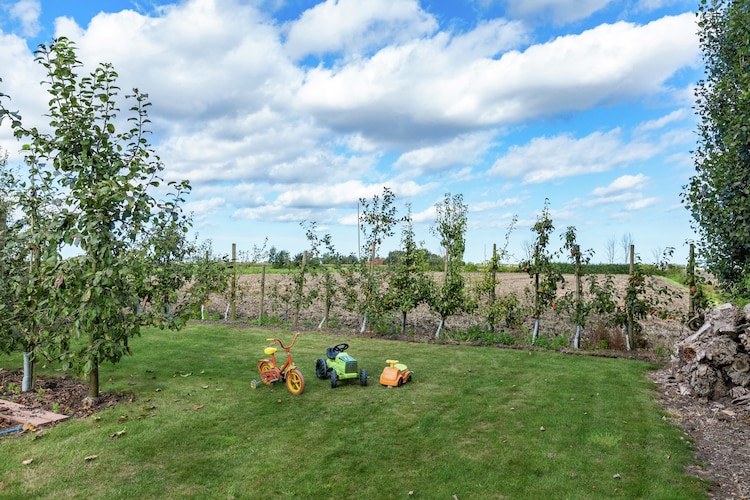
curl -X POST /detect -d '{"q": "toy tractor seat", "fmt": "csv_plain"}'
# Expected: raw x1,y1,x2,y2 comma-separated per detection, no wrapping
326,347,337,359
395,363,408,371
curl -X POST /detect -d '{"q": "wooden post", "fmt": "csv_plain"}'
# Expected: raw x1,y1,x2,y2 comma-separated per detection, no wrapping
489,243,497,332
626,244,635,351
573,244,582,349
231,243,237,321
688,243,696,319
259,263,266,324
294,251,307,327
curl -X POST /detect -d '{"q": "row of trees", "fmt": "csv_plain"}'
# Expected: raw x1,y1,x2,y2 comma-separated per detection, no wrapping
213,190,688,352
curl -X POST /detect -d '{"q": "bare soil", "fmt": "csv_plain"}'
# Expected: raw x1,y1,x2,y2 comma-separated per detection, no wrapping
1,273,747,498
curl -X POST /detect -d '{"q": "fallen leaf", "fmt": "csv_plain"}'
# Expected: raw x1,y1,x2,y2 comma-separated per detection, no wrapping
110,429,126,439
540,426,546,431
202,385,209,389
22,422,36,432
84,455,98,461
22,458,33,466
193,404,204,410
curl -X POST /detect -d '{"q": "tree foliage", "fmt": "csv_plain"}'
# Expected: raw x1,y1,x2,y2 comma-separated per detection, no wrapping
684,0,750,296
427,193,473,336
0,38,194,397
385,205,432,334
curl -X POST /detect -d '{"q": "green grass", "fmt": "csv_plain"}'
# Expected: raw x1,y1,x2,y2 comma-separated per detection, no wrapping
0,324,708,499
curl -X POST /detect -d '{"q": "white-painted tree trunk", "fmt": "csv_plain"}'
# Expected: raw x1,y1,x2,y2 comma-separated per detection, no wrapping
22,352,32,392
435,318,444,338
624,324,631,351
573,325,581,349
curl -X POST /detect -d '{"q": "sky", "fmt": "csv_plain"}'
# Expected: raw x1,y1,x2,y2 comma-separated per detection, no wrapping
0,0,703,265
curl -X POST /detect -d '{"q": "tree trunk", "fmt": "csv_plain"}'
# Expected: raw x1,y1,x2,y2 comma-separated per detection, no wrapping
435,317,444,338
21,352,34,392
88,362,99,399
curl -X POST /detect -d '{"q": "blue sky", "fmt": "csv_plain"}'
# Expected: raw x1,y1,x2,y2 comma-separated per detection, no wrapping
0,0,702,265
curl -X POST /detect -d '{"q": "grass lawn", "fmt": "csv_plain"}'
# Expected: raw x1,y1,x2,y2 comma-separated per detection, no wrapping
0,323,708,499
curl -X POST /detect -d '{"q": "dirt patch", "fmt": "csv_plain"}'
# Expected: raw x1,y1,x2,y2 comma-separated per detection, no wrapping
650,367,750,499
0,369,125,435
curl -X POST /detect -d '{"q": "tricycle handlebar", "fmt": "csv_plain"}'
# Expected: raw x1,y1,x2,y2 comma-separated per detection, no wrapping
266,332,300,351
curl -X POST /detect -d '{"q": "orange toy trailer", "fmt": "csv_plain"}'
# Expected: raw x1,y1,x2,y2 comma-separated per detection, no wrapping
379,359,412,387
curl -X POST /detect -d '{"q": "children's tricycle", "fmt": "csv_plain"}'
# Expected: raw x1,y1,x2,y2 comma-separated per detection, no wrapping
315,343,367,388
251,332,305,395
380,359,412,387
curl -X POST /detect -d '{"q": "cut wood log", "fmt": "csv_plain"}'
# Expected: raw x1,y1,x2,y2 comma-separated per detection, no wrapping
672,303,750,402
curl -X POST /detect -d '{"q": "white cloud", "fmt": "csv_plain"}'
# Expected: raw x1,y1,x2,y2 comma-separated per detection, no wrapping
284,0,437,60
297,14,698,144
635,109,689,133
394,131,496,175
591,174,649,197
489,129,658,184
504,0,613,24
6,0,41,37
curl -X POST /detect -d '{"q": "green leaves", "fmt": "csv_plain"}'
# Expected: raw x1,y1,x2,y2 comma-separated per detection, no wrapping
0,37,194,396
686,0,750,297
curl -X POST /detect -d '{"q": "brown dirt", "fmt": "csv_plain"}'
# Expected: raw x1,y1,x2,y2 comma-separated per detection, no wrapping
1,273,746,498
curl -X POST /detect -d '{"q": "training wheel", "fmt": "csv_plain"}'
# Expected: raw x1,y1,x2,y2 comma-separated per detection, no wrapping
251,379,258,389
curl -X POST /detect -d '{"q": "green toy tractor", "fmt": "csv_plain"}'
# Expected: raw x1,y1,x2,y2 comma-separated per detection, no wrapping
315,343,367,388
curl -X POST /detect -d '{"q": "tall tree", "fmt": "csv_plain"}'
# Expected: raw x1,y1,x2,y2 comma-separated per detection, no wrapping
519,199,563,345
1,38,194,399
427,192,473,337
684,0,750,296
386,205,431,334
351,187,401,332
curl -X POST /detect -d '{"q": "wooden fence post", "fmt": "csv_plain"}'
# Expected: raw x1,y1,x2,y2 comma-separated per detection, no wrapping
259,263,266,324
231,243,237,321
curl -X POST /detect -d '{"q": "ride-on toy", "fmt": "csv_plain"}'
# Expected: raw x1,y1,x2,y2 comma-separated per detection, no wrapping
315,343,367,388
251,332,305,395
380,359,412,387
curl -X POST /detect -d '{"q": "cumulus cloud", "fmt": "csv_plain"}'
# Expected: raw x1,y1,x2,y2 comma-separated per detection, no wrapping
504,0,613,24
297,14,698,144
284,0,437,60
591,174,649,197
5,0,41,37
489,129,658,184
394,131,496,175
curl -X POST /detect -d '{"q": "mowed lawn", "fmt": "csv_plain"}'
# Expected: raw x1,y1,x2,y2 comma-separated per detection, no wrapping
0,323,707,499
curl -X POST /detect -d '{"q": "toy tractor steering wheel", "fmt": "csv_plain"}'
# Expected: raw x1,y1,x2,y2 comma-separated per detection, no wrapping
332,343,349,353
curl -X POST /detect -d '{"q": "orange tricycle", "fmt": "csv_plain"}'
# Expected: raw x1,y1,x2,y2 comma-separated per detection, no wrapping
250,332,305,395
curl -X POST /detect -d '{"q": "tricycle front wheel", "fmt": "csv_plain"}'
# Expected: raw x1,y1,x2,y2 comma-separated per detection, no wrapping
286,369,305,395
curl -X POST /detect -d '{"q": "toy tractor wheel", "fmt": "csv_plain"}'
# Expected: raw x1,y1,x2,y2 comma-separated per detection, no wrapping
285,369,305,395
330,370,338,388
397,377,403,388
360,369,367,386
315,358,329,379
407,373,412,383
